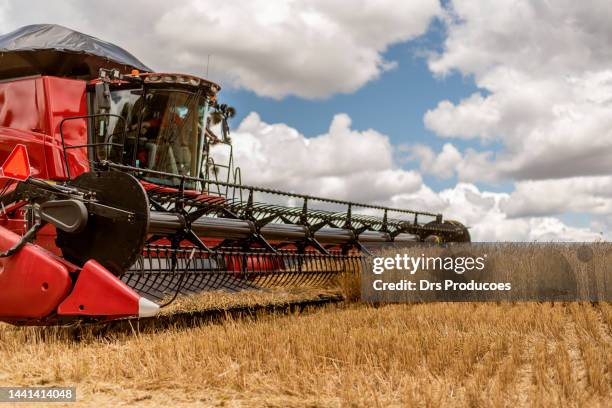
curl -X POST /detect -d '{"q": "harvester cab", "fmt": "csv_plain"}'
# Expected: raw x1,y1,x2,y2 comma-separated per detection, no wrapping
86,68,219,181
0,24,470,325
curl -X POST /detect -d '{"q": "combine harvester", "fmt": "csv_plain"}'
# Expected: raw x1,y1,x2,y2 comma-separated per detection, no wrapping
0,25,469,325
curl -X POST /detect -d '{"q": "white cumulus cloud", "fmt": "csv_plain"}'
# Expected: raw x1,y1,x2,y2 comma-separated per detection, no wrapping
404,0,612,235
501,177,612,219
420,1,612,184
0,0,441,99
215,112,422,203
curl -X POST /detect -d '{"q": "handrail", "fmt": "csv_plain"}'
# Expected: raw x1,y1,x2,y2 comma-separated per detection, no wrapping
102,161,441,219
232,166,243,201
205,157,223,197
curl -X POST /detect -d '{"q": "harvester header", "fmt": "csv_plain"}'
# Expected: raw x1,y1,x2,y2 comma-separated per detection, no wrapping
0,25,469,325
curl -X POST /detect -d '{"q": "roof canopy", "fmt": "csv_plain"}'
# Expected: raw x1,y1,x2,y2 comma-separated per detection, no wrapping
0,24,151,80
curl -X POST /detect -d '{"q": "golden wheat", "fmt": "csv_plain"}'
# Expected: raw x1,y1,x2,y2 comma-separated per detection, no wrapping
0,301,610,407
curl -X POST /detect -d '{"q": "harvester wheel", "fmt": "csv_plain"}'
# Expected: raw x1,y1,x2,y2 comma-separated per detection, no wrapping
446,220,471,243
422,220,470,243
424,234,443,244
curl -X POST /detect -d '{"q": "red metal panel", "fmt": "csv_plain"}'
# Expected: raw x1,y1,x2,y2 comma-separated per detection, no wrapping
0,76,91,180
34,224,62,256
0,77,49,179
0,226,72,319
57,260,140,317
0,76,49,133
42,76,89,180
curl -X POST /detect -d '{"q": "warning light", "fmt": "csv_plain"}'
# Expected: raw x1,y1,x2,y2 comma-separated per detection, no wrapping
0,144,31,181
131,69,140,76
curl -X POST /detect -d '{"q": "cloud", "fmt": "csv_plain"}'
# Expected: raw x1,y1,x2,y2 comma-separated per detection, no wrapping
423,71,612,182
215,112,422,203
0,0,10,28
501,177,612,218
409,143,496,182
410,1,612,233
410,143,463,179
429,0,612,78
434,184,602,242
418,1,612,183
212,113,605,241
391,183,603,242
1,0,440,99
424,93,501,140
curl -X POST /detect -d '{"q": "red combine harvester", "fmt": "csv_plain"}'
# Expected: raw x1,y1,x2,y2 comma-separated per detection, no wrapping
0,25,470,325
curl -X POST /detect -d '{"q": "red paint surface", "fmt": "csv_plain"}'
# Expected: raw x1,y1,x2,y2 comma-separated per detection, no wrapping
57,260,140,317
226,255,285,273
0,226,72,319
0,77,49,179
34,224,63,255
0,76,89,182
0,76,49,133
43,76,89,179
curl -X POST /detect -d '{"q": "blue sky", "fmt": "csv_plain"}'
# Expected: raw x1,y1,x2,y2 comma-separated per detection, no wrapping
220,19,482,191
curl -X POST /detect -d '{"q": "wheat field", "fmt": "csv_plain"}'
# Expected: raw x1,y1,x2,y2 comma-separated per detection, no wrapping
0,297,610,407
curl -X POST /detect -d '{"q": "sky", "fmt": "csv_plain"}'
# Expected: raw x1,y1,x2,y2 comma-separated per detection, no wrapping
1,0,611,241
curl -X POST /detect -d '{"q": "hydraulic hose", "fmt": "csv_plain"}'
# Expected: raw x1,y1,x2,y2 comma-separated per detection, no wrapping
0,220,44,258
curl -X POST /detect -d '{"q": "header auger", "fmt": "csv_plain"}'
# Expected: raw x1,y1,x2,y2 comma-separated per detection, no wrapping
0,24,469,325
